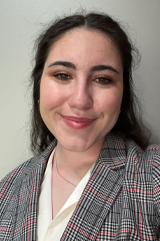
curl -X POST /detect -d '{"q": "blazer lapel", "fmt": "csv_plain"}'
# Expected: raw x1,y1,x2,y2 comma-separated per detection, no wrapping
61,133,126,241
10,141,56,241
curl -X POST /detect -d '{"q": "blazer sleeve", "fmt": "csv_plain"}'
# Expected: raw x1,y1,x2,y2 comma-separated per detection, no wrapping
152,147,160,231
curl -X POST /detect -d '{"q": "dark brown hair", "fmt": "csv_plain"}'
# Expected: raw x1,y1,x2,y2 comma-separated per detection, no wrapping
30,12,150,154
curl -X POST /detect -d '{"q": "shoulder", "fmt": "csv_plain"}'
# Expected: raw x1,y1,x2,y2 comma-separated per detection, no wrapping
0,141,55,200
145,144,160,163
125,138,160,163
123,139,160,183
125,139,160,189
140,144,160,169
0,154,42,198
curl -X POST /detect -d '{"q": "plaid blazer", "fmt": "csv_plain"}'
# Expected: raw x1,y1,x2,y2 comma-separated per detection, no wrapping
0,133,160,241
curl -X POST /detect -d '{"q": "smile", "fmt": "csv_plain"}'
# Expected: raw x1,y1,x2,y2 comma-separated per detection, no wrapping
61,115,96,129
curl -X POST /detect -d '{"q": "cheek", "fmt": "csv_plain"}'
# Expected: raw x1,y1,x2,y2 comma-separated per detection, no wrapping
100,89,123,114
40,80,64,111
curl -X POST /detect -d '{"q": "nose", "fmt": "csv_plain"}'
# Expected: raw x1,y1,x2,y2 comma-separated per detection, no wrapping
68,81,93,110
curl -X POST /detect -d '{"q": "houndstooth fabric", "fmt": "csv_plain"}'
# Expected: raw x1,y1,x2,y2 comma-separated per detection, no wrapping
0,133,160,240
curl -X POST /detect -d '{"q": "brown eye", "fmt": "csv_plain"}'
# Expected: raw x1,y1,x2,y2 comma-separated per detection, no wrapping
53,73,71,81
94,76,112,85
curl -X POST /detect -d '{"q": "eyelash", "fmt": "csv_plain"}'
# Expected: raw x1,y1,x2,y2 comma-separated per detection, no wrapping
53,72,112,85
53,72,71,81
93,76,112,85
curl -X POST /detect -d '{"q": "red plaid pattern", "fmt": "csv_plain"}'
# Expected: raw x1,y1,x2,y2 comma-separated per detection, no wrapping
0,133,160,240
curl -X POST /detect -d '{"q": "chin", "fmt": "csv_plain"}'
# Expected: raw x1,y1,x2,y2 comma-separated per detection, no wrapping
58,134,104,153
58,138,93,153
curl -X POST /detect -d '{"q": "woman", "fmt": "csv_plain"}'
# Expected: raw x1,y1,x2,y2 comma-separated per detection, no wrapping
0,12,160,241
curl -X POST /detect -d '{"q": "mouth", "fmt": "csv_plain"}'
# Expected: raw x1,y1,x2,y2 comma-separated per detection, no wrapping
60,115,96,129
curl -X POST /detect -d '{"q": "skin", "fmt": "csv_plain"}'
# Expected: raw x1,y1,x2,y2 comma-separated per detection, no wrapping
40,28,123,185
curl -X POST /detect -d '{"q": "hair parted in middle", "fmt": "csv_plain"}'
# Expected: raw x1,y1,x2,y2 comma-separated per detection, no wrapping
30,11,150,154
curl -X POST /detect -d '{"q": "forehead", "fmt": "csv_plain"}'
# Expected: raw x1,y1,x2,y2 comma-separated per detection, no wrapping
46,28,122,69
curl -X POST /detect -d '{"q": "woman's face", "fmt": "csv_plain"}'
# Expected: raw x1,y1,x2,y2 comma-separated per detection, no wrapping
40,28,123,152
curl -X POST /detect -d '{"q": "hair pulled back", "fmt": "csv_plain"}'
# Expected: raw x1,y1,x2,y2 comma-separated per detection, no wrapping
31,12,149,154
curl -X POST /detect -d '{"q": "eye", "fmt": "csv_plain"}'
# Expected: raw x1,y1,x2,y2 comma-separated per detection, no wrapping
93,76,112,85
53,72,72,81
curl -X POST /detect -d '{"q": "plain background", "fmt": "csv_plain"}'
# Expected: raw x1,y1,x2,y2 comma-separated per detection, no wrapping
0,0,160,180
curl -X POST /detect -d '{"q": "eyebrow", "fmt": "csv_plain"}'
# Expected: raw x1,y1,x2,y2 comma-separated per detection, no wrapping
48,61,76,69
91,65,119,74
48,61,119,74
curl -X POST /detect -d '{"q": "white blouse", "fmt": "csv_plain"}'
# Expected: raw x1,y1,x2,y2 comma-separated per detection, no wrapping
37,149,94,241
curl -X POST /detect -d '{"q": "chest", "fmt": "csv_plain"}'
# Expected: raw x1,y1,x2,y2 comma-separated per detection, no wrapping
51,169,76,219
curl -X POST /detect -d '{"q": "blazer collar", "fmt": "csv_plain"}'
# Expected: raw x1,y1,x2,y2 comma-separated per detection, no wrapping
98,133,126,170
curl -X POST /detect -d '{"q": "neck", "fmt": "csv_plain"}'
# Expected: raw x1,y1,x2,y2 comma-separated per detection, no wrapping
54,139,104,184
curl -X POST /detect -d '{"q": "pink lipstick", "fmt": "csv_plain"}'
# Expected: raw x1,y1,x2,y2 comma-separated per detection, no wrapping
61,115,96,129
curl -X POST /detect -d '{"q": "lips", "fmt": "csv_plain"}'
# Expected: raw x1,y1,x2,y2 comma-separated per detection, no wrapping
61,115,96,129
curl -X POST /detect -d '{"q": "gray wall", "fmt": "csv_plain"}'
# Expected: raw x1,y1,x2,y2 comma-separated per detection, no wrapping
1,0,160,180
